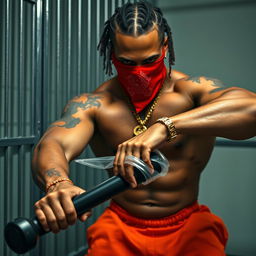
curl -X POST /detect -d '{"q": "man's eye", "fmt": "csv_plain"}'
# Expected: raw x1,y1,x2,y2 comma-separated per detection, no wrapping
143,58,157,64
120,59,136,65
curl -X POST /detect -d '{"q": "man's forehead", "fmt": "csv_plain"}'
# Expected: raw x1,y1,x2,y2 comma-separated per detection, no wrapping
114,29,161,52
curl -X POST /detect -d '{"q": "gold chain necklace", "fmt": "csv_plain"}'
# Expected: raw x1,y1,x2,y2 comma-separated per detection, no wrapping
129,86,164,136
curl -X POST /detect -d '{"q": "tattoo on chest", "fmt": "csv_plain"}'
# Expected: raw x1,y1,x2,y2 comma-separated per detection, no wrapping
46,168,61,177
50,94,101,128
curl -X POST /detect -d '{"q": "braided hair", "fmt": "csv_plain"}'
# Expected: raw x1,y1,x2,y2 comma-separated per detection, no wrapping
97,1,175,76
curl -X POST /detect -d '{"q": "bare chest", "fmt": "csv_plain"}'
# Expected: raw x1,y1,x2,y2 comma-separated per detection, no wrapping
90,92,194,154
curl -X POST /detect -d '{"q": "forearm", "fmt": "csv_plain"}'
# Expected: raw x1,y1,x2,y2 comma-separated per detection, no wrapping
32,139,70,192
171,97,256,140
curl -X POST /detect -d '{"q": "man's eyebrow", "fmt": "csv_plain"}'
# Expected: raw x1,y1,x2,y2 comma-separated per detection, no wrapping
118,57,136,62
143,54,160,61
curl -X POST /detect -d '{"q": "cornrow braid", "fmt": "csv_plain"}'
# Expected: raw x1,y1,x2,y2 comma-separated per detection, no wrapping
97,1,175,76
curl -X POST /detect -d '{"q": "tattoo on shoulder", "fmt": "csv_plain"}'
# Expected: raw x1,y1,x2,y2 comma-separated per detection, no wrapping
184,76,226,93
50,94,102,129
184,76,202,84
46,168,61,177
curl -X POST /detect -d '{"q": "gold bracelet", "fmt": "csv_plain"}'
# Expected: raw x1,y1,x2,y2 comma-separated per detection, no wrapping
155,117,177,142
46,178,73,193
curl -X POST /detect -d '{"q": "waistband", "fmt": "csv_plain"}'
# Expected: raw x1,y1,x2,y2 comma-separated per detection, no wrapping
109,200,200,228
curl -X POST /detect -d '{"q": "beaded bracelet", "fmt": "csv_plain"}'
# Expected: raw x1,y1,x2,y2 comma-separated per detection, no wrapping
46,178,73,193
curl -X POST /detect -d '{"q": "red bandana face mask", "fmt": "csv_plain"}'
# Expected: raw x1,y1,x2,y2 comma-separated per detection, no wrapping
112,50,167,113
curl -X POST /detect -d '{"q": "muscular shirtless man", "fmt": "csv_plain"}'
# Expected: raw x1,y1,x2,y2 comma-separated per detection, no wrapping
32,1,256,255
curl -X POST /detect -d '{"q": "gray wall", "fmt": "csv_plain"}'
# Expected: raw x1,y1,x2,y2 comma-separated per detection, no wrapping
155,0,256,255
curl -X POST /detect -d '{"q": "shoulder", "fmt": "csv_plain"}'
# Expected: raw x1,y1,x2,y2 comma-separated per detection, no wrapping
60,92,108,120
171,75,226,105
170,69,190,82
174,75,256,105
93,77,118,94
68,77,121,111
65,93,103,108
174,75,225,96
175,75,224,90
68,77,119,109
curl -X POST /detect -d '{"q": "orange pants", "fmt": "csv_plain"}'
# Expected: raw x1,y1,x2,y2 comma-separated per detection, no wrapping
86,200,228,256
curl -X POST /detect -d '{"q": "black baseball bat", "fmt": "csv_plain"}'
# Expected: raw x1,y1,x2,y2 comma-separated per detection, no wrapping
5,153,162,254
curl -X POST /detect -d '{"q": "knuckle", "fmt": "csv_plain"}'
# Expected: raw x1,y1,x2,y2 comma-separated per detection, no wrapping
46,193,55,201
134,142,141,148
48,217,57,224
141,143,148,149
58,189,67,196
58,216,66,222
38,197,46,204
37,215,46,222
65,209,75,216
127,142,133,147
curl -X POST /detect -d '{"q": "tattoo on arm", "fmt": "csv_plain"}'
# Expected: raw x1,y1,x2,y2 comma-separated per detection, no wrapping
46,168,61,177
50,94,101,129
184,76,226,93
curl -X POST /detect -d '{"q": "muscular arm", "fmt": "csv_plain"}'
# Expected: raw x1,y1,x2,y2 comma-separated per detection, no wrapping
32,93,101,191
112,76,255,187
31,93,103,233
171,76,256,140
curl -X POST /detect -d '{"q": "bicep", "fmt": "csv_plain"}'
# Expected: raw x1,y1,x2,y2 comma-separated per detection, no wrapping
38,93,102,161
48,116,94,161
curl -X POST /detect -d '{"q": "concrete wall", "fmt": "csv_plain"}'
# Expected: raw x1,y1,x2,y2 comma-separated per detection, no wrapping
155,0,256,255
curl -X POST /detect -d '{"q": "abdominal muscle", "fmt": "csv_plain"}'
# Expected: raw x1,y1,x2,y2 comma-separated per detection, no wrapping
90,129,215,219
111,164,201,219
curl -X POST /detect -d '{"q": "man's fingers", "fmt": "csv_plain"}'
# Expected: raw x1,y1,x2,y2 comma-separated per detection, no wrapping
40,204,60,233
142,148,154,173
113,149,121,175
60,192,77,225
124,145,137,188
34,207,50,232
48,199,69,230
117,144,126,177
124,164,137,188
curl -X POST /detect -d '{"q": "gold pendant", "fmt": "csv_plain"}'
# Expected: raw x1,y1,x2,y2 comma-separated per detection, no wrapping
133,125,147,136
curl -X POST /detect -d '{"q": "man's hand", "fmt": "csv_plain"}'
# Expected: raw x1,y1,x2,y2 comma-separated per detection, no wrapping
113,122,168,188
34,182,92,234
